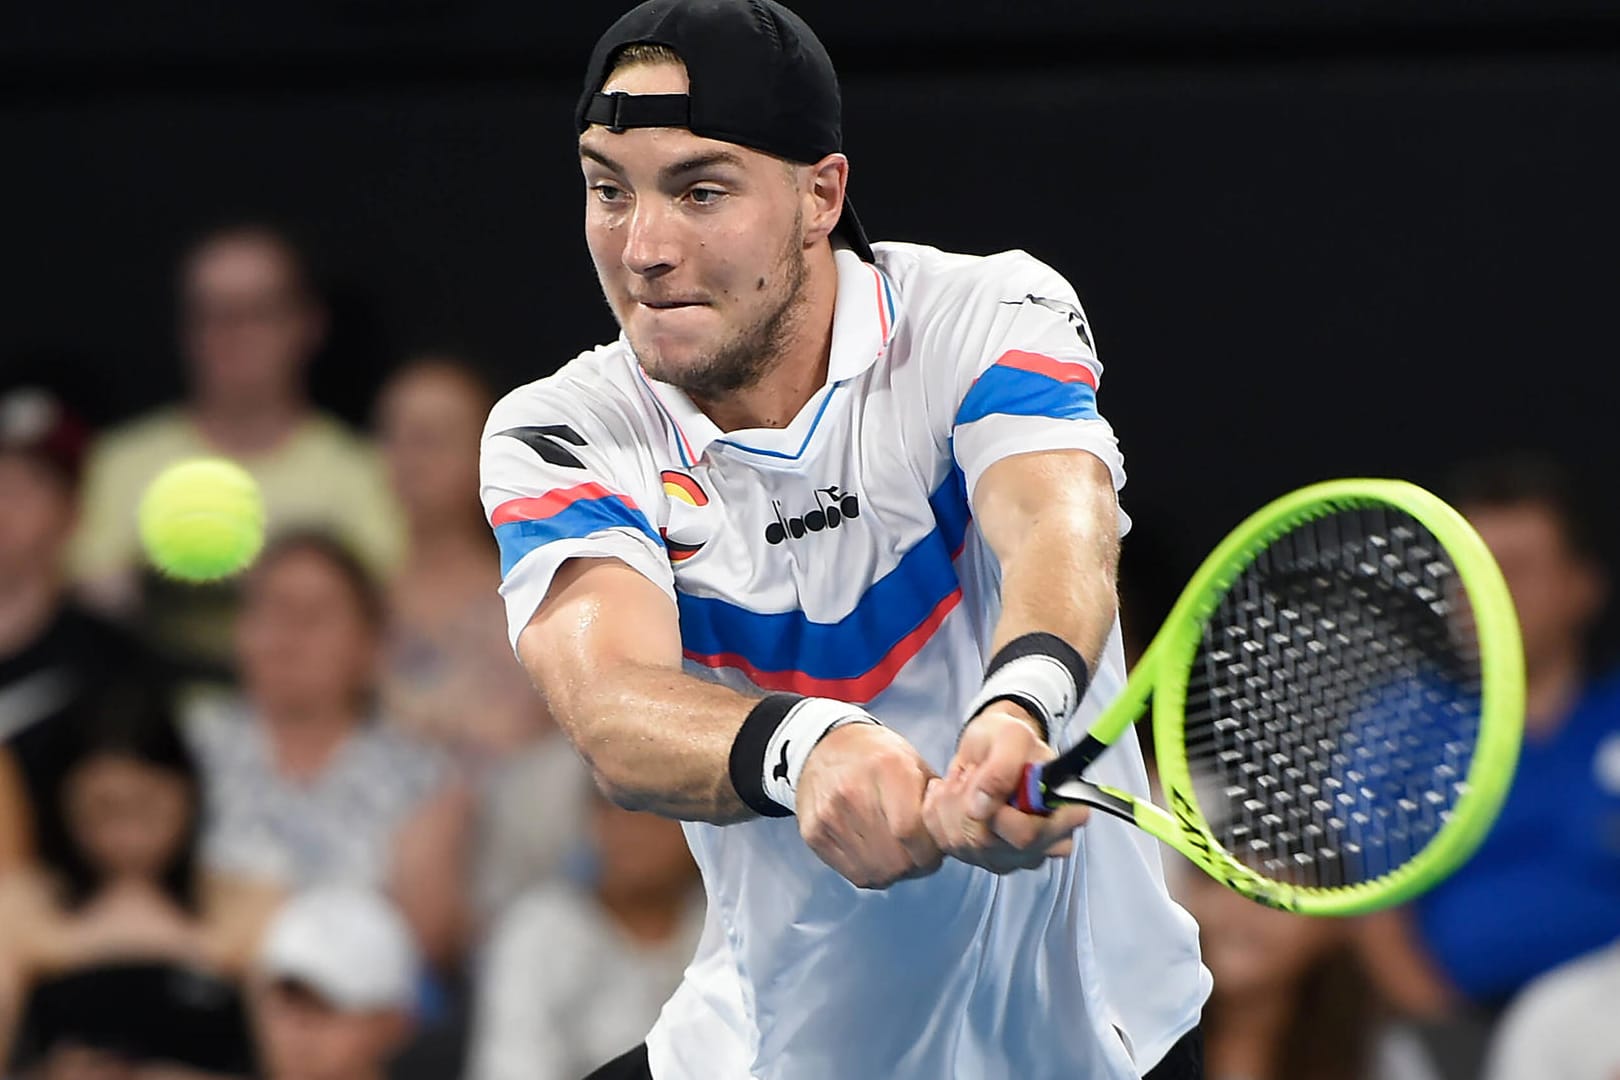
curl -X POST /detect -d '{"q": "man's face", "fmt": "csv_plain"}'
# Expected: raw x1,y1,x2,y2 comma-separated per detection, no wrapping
255,982,405,1080
1463,500,1606,667
180,234,321,407
580,61,813,400
0,454,75,585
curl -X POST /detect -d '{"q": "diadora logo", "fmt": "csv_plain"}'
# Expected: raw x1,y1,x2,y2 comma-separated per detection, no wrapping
660,470,709,563
764,486,860,545
494,424,587,469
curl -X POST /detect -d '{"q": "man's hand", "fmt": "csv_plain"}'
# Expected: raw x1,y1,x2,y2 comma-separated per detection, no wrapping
795,723,944,889
923,706,1091,873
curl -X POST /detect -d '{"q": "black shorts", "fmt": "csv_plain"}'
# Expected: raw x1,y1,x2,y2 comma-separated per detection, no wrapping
583,1025,1203,1079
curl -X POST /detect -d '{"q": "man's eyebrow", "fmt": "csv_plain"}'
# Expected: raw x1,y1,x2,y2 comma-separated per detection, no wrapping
579,145,747,181
662,150,745,178
579,145,623,173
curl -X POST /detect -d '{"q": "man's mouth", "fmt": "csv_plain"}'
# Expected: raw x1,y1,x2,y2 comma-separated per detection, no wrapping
637,298,705,310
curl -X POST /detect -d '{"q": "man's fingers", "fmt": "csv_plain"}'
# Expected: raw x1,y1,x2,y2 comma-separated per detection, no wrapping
965,721,1047,821
987,802,1091,853
882,774,944,875
801,737,944,889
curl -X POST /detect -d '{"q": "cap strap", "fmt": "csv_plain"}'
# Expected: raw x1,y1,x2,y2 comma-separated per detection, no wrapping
583,92,692,134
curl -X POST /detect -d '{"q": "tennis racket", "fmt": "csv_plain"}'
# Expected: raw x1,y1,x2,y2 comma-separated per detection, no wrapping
1014,478,1524,915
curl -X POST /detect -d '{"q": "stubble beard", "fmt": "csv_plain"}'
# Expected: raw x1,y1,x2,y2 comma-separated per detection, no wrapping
630,215,809,401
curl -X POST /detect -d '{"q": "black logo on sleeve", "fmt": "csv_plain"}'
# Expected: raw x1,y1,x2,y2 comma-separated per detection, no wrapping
773,741,792,783
765,486,860,545
496,425,587,469
999,294,1094,352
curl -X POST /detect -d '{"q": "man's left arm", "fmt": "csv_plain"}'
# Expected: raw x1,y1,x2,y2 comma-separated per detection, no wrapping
923,447,1118,872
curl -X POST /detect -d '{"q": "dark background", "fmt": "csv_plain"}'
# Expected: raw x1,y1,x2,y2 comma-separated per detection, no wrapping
6,1,1619,653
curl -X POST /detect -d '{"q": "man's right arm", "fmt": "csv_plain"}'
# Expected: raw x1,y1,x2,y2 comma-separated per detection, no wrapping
517,555,756,822
517,555,943,886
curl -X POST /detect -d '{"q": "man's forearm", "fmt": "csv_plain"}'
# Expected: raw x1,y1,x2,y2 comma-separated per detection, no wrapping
525,644,759,823
989,490,1120,676
969,450,1122,739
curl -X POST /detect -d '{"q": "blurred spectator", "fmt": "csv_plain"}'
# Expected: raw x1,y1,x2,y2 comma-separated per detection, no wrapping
1183,870,1439,1080
1482,935,1620,1080
0,386,157,861
0,753,26,873
375,358,540,754
69,224,403,680
251,886,417,1080
374,357,586,921
0,679,277,1076
186,532,470,969
466,791,703,1080
1354,455,1620,1070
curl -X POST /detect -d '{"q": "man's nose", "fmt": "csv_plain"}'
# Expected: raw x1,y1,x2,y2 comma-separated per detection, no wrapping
622,199,679,277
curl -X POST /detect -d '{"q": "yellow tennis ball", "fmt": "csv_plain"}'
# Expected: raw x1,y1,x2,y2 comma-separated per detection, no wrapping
138,458,266,582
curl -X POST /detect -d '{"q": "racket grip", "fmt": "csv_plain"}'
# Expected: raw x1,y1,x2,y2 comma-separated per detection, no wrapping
1012,762,1051,815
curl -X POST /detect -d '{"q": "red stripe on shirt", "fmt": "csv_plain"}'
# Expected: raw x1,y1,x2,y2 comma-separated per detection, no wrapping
490,483,636,526
994,349,1098,388
682,587,962,703
871,264,890,342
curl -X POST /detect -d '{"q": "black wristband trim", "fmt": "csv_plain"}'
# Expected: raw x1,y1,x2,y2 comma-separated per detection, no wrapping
972,691,1052,742
985,631,1091,698
729,693,801,818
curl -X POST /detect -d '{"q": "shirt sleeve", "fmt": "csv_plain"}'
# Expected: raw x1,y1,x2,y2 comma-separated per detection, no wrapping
930,251,1125,507
480,384,674,650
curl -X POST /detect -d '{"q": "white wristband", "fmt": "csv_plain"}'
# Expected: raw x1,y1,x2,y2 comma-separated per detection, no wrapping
962,652,1079,738
761,698,880,813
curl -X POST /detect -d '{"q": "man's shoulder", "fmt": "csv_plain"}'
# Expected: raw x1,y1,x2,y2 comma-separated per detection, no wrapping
485,341,646,441
874,241,1078,313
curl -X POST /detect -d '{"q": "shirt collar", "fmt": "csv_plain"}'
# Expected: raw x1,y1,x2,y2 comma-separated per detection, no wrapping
628,248,900,466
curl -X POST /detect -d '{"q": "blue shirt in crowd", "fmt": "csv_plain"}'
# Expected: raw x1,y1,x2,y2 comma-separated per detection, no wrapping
1414,666,1620,1004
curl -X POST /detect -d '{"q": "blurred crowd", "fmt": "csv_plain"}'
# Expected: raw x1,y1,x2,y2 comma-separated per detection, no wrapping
0,224,699,1080
1,222,1616,1079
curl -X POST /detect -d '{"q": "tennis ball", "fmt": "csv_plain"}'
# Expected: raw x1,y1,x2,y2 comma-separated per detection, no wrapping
138,458,266,582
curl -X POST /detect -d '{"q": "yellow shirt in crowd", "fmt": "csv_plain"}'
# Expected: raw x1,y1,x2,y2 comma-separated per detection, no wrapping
69,407,404,672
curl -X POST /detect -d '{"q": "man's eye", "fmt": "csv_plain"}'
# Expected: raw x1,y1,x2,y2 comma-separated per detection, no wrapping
688,188,726,206
592,184,625,203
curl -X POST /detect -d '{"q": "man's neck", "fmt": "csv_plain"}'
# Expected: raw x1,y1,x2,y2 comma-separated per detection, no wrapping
190,391,306,457
0,571,63,657
691,245,839,434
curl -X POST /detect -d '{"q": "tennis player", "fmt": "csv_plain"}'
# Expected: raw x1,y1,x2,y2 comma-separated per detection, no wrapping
480,2,1210,1077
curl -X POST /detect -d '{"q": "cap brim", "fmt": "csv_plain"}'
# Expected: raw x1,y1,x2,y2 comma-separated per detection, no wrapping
833,196,875,263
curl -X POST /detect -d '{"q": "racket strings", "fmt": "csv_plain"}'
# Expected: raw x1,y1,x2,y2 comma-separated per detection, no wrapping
1182,507,1483,890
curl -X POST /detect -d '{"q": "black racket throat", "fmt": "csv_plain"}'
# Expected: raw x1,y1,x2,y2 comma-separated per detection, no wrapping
1045,732,1109,781
1035,733,1135,817
1042,775,1137,820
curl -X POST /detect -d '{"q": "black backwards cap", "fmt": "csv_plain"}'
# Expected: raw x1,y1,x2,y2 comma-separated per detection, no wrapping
575,0,874,263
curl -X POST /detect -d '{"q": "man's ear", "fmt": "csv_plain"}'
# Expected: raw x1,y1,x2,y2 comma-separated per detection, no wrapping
801,153,850,247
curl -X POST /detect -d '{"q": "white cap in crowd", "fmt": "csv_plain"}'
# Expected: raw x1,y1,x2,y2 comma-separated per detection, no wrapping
257,885,420,1012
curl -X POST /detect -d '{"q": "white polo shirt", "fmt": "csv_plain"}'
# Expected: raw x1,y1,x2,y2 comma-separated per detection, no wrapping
480,242,1210,1080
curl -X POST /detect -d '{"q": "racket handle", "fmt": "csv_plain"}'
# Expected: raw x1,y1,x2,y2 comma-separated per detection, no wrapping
1012,762,1051,815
